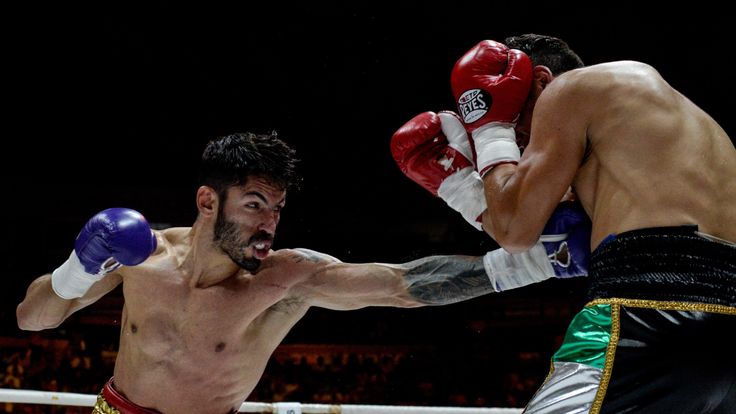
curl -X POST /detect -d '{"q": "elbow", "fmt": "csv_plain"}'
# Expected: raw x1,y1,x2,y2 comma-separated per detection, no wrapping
495,232,539,254
16,303,62,331
485,207,540,253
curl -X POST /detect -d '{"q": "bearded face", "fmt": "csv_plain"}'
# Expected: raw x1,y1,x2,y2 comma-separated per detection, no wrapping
213,212,256,271
213,203,274,272
210,178,282,271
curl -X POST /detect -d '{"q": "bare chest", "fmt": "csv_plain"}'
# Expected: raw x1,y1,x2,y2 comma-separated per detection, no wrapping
119,269,293,358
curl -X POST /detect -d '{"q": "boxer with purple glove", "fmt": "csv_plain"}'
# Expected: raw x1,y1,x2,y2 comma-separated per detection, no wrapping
51,208,157,299
19,132,595,414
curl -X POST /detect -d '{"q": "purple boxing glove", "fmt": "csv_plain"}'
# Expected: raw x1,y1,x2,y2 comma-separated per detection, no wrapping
51,208,157,299
482,201,591,291
539,201,591,278
74,208,157,274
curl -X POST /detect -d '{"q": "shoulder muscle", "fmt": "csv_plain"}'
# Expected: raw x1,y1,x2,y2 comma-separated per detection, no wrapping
289,248,342,264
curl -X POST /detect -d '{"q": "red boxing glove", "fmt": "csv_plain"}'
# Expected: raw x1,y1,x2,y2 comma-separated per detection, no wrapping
391,111,486,230
451,40,533,175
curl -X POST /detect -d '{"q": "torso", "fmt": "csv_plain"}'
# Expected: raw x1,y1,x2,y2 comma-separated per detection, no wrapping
550,61,736,248
113,228,316,414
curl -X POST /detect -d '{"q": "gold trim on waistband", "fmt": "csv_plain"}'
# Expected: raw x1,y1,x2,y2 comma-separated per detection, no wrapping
587,298,736,314
92,394,121,414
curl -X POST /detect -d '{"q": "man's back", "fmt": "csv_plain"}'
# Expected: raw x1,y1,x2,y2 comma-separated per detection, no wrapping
463,36,736,413
550,61,736,248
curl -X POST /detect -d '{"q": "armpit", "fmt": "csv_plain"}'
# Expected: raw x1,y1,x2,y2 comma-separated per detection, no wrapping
268,295,307,314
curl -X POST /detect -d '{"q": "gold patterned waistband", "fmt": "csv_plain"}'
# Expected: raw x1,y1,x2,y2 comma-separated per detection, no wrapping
586,297,736,314
92,393,121,414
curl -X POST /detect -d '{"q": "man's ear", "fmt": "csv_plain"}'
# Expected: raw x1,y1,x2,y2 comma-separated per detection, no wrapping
533,65,554,90
196,186,218,217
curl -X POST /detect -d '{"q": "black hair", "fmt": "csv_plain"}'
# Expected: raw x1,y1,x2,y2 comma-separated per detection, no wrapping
198,131,300,197
504,34,584,75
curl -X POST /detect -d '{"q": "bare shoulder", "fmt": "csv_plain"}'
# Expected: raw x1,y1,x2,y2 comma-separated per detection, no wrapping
567,60,658,79
148,227,190,255
158,227,192,242
116,227,191,278
260,249,343,299
556,61,664,96
286,248,342,264
269,248,340,267
536,61,667,127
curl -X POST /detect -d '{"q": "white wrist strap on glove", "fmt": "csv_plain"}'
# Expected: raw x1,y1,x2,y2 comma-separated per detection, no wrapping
51,251,107,299
482,241,554,291
472,122,521,175
437,168,487,230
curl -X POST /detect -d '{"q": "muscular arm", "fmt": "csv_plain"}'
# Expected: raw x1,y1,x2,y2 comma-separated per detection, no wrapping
483,75,589,252
16,272,122,331
17,207,154,330
292,248,495,310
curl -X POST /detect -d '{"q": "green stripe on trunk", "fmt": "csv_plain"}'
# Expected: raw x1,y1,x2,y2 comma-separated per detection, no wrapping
552,303,612,370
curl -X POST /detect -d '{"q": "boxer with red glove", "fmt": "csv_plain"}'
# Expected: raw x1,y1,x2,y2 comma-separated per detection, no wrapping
391,111,486,230
392,111,591,284
451,40,533,176
51,208,157,299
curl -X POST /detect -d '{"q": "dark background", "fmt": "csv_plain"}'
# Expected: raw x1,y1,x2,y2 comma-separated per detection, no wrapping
2,1,734,406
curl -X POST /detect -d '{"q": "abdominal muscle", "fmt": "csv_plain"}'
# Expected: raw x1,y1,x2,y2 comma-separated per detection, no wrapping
112,312,256,413
109,261,310,414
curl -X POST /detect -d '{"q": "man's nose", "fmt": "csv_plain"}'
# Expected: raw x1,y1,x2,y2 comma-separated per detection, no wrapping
258,210,279,233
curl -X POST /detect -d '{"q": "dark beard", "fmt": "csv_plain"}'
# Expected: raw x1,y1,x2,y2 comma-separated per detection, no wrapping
213,212,262,271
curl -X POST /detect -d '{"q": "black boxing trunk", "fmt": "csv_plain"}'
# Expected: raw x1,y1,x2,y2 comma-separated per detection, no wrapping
588,224,736,306
523,225,736,413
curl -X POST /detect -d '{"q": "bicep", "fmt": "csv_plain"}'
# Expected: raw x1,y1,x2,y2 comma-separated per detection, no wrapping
303,262,416,310
303,255,497,310
503,84,588,243
285,248,412,310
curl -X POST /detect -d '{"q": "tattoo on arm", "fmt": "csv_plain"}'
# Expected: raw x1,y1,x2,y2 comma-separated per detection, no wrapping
290,248,341,264
403,256,496,305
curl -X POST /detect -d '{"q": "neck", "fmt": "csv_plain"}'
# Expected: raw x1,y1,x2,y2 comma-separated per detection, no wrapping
181,220,244,288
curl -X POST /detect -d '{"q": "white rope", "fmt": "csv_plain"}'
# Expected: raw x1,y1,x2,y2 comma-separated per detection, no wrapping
0,388,522,413
304,405,521,414
0,388,97,406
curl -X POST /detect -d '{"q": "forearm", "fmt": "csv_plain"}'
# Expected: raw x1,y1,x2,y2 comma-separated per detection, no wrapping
482,164,546,252
16,274,75,331
402,255,497,305
17,208,151,330
308,246,580,309
402,232,590,305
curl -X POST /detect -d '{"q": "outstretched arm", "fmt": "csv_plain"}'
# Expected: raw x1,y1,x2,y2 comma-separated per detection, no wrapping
294,203,589,311
292,248,495,310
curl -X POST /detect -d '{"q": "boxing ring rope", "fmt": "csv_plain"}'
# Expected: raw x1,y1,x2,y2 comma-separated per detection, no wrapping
0,388,522,413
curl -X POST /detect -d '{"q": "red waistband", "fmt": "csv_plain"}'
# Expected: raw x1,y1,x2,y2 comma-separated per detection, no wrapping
101,378,162,414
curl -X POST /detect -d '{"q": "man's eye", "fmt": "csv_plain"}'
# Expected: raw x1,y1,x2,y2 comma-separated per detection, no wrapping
245,203,260,209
